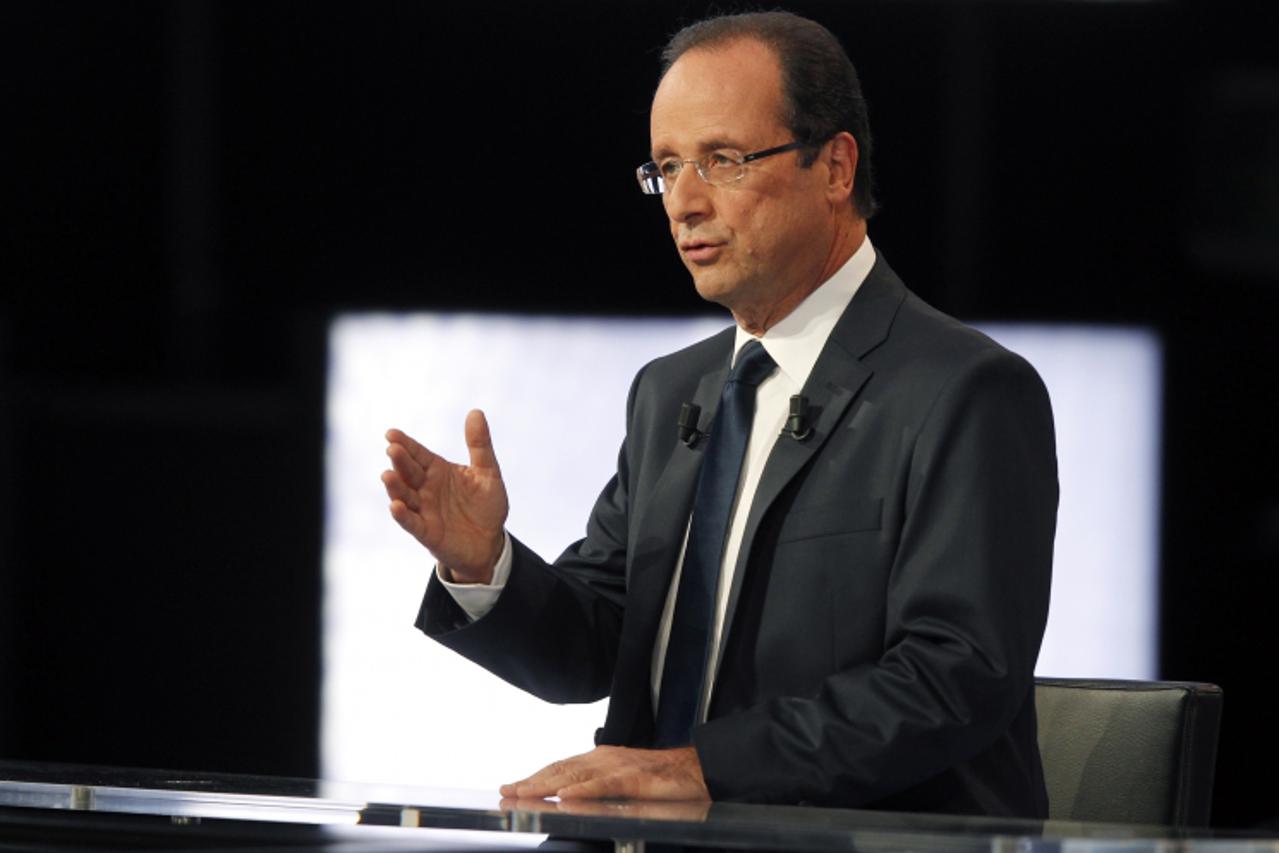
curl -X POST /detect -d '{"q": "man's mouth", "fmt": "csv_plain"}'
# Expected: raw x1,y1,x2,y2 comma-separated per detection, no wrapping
679,239,725,264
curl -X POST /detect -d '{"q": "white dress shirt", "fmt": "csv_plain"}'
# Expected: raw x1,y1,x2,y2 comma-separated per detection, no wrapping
439,237,877,718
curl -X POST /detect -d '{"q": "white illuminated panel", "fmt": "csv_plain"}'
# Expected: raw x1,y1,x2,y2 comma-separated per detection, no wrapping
323,314,727,791
979,324,1162,680
323,314,1160,790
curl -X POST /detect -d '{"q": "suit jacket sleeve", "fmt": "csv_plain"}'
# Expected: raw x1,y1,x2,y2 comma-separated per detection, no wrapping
692,344,1057,808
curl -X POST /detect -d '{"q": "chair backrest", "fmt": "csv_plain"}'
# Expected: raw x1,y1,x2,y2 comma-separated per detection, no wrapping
1035,678,1223,826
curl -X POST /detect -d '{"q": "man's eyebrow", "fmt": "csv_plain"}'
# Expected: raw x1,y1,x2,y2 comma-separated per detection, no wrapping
650,138,743,160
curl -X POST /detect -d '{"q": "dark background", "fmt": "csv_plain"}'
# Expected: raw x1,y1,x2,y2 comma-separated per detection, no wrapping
3,0,1277,829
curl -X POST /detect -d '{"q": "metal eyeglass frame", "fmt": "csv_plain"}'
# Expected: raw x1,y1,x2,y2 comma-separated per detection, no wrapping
636,141,808,195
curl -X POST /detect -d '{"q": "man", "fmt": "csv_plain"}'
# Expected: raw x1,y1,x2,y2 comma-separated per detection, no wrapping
383,11,1057,816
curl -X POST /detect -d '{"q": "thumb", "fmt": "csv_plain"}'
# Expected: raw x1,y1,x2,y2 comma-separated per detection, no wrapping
464,409,502,473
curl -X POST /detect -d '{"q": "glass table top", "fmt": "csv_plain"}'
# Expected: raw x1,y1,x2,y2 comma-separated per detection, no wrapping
1,760,1275,852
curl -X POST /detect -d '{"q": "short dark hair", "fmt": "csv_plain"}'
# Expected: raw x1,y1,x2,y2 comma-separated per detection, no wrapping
660,11,879,219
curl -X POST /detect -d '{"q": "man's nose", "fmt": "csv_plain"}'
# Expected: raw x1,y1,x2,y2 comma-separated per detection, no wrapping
663,166,713,223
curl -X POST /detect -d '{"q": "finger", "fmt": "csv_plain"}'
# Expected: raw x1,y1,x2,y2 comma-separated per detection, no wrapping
381,470,422,512
388,499,432,544
497,796,558,814
498,770,534,798
464,410,502,473
387,427,445,476
499,774,560,799
556,772,636,800
386,443,428,490
500,759,583,799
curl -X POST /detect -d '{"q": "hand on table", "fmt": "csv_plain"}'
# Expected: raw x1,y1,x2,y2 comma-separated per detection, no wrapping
499,795,711,821
500,745,710,801
382,410,508,583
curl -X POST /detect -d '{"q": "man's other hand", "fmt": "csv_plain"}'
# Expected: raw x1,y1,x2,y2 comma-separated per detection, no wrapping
382,410,508,583
498,796,711,822
500,746,710,801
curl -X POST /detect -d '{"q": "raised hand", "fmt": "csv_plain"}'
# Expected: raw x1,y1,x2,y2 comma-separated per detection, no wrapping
382,410,509,583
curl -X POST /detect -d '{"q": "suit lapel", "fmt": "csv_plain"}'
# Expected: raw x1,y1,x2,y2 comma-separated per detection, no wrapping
626,362,729,622
713,258,908,674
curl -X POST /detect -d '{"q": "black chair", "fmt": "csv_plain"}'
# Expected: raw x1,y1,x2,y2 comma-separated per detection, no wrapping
1035,678,1223,826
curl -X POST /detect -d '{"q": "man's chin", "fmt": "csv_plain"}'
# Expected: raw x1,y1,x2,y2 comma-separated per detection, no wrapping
689,274,736,308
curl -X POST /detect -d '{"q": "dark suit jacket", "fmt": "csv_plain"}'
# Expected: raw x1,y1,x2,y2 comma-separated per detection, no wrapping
418,256,1058,818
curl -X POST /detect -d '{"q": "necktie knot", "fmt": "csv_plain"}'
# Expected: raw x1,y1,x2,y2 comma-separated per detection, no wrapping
729,340,776,388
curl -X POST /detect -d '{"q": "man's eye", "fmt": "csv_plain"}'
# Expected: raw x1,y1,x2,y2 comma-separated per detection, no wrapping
658,160,683,179
706,151,741,169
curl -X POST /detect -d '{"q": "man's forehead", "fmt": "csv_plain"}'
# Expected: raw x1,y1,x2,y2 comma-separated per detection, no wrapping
649,40,787,156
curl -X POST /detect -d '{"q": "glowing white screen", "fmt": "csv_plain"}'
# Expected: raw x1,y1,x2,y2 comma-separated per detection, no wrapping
323,314,1160,789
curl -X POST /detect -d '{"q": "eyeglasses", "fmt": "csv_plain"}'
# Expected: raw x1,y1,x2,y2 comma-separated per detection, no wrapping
636,141,808,195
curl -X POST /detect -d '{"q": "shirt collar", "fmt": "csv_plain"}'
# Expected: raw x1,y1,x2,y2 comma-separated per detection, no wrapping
732,236,877,388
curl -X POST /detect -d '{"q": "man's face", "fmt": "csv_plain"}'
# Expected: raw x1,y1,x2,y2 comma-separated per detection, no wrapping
650,39,835,326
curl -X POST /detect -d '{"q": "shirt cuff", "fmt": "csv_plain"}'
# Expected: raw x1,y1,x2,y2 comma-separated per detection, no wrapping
435,532,512,623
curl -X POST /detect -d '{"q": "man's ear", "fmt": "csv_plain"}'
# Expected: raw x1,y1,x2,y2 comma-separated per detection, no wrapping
823,132,858,206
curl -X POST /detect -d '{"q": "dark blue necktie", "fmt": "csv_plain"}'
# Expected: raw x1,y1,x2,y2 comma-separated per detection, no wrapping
654,340,776,747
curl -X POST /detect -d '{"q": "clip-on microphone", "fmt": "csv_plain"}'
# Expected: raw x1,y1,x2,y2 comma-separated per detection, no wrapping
784,395,813,441
677,403,706,448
